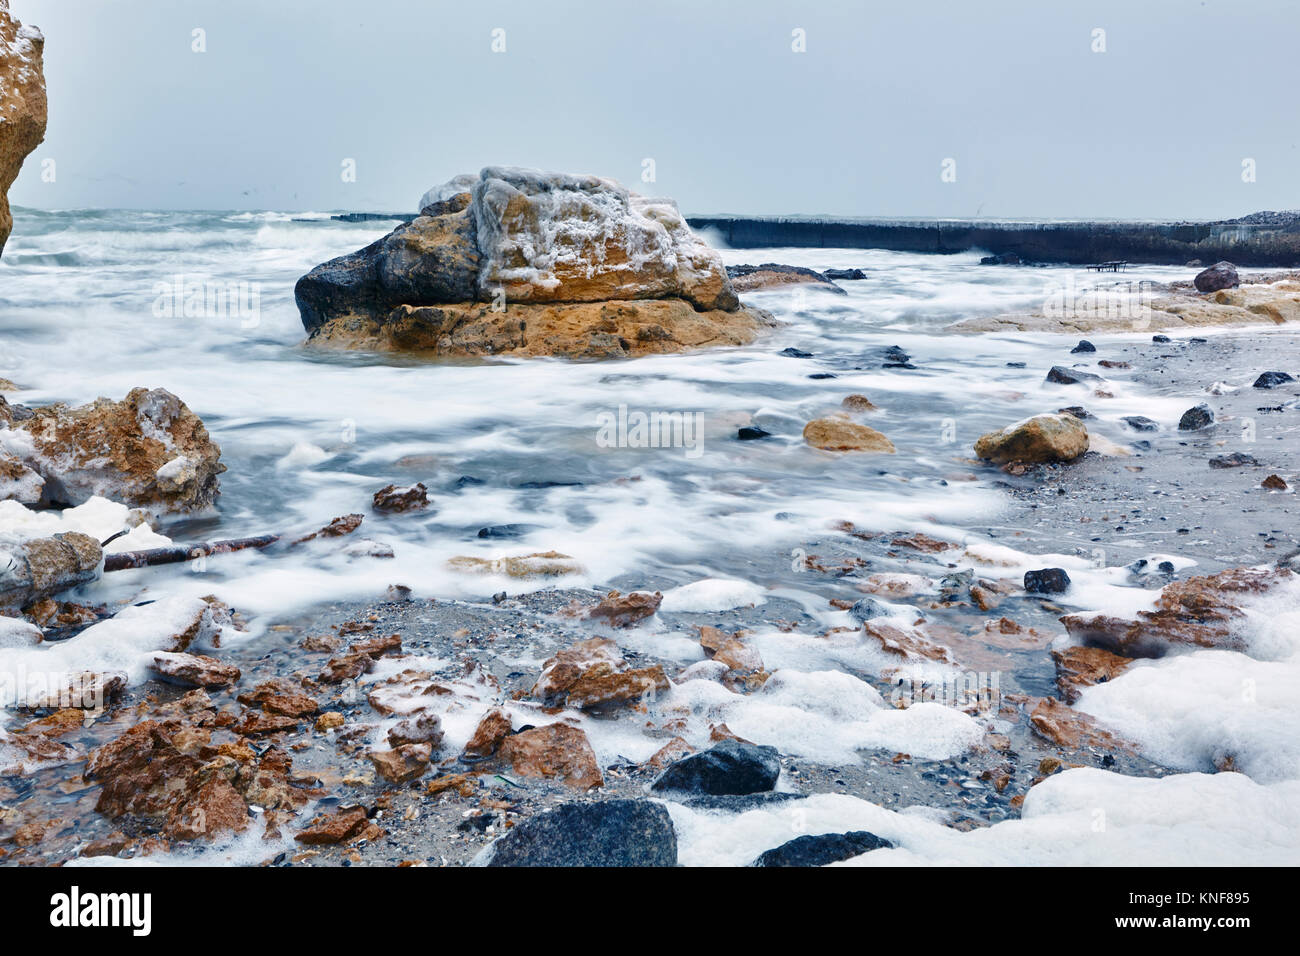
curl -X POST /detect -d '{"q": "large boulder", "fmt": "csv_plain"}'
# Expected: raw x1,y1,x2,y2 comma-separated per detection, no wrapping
297,167,770,358
0,1,47,257
480,799,677,867
974,413,1089,465
0,388,224,512
1194,261,1239,293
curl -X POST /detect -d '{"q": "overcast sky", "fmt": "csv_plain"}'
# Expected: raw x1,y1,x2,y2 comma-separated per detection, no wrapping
8,0,1299,219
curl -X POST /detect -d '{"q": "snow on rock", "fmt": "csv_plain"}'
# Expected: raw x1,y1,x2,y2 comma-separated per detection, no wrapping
0,614,41,648
0,495,170,552
659,577,767,613
0,596,234,710
0,388,224,513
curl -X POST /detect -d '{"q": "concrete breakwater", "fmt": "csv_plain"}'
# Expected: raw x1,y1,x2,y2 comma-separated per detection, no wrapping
685,213,1300,267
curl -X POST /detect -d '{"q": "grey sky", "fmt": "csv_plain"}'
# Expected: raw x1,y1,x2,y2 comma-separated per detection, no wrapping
8,0,1299,219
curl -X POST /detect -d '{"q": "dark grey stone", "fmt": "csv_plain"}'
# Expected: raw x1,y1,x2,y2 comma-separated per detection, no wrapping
483,799,677,867
750,830,894,867
1024,567,1071,594
651,740,780,796
1178,403,1215,430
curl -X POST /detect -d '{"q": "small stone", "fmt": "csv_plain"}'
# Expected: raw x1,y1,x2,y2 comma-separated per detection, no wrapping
802,418,895,453
369,743,432,783
751,830,893,867
314,712,345,732
1045,366,1101,385
1070,340,1096,354
372,482,430,513
1121,416,1159,432
841,394,877,412
1262,474,1288,490
1024,568,1071,594
1253,371,1295,389
1178,404,1215,430
1209,452,1258,469
736,426,772,440
463,708,512,760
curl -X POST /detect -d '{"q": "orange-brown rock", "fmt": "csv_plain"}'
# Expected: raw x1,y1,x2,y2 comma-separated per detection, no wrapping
387,713,443,749
0,532,102,613
498,723,603,790
803,418,895,453
295,806,370,845
369,743,432,784
463,707,512,760
585,589,663,627
1262,474,1288,490
841,394,877,412
531,637,669,712
890,532,953,554
82,719,311,841
1027,697,1128,750
372,482,429,513
863,621,956,665
149,652,241,689
1061,566,1290,658
310,298,771,359
973,414,1089,465
644,736,696,770
2,388,224,512
1051,645,1133,703
0,1,46,258
426,772,479,798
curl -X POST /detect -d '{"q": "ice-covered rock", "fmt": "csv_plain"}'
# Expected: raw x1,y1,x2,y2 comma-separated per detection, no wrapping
0,0,47,257
0,388,224,513
297,166,770,359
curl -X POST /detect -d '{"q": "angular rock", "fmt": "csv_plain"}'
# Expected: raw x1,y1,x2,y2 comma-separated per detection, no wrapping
1121,416,1158,432
149,652,240,689
2,388,223,512
531,637,668,712
973,414,1088,465
0,1,46,257
803,418,895,453
1028,697,1127,750
650,739,780,796
369,742,432,784
1262,474,1288,490
1070,340,1096,354
387,712,443,749
585,589,662,627
462,707,512,760
751,830,893,867
0,614,42,648
1061,566,1289,658
1051,645,1133,704
1209,452,1258,469
294,805,370,845
372,482,429,513
498,723,603,790
482,799,676,867
0,531,102,612
1193,261,1239,293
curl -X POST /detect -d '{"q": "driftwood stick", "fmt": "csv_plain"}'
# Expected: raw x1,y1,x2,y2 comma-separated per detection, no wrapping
103,534,281,572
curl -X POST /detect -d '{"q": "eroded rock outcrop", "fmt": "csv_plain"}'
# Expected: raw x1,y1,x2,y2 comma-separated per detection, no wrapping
0,0,47,258
298,167,773,358
0,388,224,512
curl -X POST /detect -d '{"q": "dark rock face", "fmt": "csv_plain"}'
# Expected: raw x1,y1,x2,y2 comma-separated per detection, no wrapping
294,203,480,333
1046,366,1101,385
1024,568,1071,594
779,347,813,358
823,268,866,280
1070,340,1096,354
1122,416,1159,432
1058,405,1092,420
750,830,893,867
1152,334,1172,343
979,252,1021,265
1193,261,1239,293
1253,371,1295,389
651,739,780,796
483,799,677,867
737,426,772,440
1178,403,1215,430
